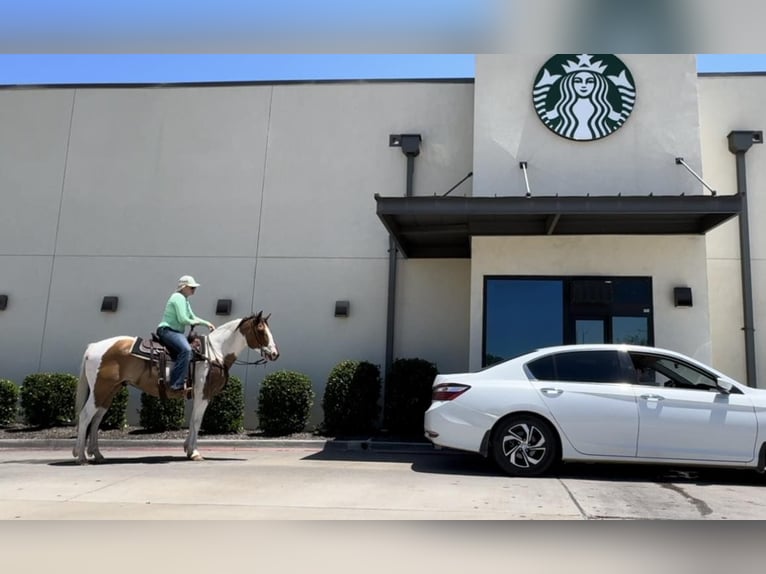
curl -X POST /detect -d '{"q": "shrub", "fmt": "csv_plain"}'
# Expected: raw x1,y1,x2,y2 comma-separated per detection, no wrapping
201,375,245,434
0,379,20,427
139,394,185,432
383,358,438,436
257,371,314,436
100,385,129,430
321,360,381,436
20,372,78,428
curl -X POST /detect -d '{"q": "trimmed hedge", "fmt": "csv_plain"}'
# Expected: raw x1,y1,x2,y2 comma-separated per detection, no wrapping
257,371,314,436
101,385,129,430
139,394,185,432
383,358,438,436
0,379,20,426
20,372,78,428
321,360,381,436
201,375,245,434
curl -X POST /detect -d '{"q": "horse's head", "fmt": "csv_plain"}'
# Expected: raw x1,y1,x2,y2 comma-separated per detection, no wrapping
238,312,279,361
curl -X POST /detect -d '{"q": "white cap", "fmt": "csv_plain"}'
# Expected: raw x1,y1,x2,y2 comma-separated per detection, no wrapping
177,275,201,290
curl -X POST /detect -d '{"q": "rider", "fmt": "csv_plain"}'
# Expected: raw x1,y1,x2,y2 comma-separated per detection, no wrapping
156,275,215,391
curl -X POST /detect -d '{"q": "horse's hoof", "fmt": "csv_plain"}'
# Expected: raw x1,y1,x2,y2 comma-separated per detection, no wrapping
76,458,89,465
190,452,204,461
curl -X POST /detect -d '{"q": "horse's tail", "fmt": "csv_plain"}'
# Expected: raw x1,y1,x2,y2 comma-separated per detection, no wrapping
75,346,91,422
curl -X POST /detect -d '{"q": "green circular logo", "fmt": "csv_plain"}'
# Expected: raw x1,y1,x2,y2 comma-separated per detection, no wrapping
533,54,636,141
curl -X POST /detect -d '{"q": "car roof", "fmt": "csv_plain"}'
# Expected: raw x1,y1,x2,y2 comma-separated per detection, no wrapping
525,343,680,356
515,344,726,376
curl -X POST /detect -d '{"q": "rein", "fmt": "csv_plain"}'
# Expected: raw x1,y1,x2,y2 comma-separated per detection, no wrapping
234,357,268,366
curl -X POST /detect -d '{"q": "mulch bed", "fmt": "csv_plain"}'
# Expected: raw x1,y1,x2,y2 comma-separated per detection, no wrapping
0,424,325,442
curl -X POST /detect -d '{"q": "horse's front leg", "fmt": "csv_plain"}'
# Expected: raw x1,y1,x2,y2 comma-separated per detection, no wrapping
184,365,210,461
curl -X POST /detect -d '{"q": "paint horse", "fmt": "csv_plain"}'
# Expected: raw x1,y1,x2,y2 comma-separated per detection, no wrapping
73,312,279,464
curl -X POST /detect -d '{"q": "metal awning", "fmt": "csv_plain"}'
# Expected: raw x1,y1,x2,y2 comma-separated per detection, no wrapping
375,194,742,258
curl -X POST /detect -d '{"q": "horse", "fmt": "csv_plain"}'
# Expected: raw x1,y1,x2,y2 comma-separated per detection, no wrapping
73,312,279,464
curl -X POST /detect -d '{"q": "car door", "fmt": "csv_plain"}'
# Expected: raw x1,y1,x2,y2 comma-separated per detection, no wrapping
526,350,639,457
632,354,757,462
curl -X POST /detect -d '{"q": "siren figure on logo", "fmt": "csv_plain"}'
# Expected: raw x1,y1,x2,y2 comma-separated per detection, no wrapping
533,54,636,141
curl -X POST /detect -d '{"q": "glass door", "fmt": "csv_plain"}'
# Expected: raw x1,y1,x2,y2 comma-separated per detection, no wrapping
574,318,606,344
612,316,649,345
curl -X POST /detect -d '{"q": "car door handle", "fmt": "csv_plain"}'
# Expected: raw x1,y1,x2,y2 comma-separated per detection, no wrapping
540,388,564,396
640,394,664,402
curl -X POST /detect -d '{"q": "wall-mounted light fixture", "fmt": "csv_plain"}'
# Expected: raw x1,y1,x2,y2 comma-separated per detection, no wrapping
673,287,693,308
334,300,350,318
389,134,422,157
101,296,119,312
0,294,7,310
216,299,232,316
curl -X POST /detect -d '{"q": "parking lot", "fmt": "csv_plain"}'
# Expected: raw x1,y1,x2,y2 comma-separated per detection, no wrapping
1,442,765,520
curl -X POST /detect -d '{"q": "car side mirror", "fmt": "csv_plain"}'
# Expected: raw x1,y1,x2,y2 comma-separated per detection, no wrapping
716,379,733,395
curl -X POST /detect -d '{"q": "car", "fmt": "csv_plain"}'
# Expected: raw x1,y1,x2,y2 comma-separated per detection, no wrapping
424,344,766,477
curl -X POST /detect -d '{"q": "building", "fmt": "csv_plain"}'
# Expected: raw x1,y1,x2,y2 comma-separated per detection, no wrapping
1,54,764,427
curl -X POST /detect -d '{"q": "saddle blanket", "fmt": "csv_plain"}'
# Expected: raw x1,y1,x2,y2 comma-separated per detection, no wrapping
129,335,208,361
130,336,167,360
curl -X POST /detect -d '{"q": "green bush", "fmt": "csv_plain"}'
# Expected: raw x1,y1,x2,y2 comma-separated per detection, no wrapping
257,371,314,436
20,372,78,428
0,379,20,427
321,360,381,436
100,385,129,430
201,375,245,434
383,358,438,436
139,394,185,432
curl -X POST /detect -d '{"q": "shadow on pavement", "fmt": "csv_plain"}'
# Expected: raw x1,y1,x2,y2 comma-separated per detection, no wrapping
303,446,499,477
555,462,766,486
305,443,766,485
23,455,249,466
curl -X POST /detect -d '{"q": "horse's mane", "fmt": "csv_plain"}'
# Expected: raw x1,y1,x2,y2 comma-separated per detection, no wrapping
237,312,265,329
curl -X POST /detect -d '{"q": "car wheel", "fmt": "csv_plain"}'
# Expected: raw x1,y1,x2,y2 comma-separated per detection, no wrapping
491,415,558,477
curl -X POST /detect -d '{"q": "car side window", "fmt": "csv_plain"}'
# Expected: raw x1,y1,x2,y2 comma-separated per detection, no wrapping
629,352,723,392
527,351,626,383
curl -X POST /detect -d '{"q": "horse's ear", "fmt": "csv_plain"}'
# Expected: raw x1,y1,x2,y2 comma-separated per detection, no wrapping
264,313,271,322
255,310,263,321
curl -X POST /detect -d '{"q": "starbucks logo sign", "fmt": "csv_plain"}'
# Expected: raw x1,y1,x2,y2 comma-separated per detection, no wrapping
533,54,636,141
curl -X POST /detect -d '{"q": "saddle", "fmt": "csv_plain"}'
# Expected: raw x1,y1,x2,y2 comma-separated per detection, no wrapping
130,333,208,400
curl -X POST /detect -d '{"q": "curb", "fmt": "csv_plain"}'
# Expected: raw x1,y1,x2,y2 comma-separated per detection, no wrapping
0,438,439,453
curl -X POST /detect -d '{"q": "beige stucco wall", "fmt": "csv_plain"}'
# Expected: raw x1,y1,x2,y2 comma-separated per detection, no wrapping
0,81,474,427
473,54,703,198
699,74,766,386
470,235,712,372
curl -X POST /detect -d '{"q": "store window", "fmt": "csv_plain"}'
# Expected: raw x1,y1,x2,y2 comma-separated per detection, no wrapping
483,276,653,366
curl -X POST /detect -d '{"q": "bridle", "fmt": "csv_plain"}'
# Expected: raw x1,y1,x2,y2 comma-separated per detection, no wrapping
233,314,272,366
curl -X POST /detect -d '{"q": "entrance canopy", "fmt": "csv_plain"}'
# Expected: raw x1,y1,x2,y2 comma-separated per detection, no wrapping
374,194,742,258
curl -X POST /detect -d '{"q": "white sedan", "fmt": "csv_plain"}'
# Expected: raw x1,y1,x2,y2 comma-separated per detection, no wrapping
424,344,766,477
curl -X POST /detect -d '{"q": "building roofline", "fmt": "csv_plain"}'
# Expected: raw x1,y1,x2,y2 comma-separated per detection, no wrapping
0,77,476,91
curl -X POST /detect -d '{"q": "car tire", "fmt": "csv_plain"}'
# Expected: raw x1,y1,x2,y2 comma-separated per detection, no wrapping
491,415,559,477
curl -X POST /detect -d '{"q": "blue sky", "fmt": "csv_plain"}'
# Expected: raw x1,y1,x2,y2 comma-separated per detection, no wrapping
0,54,765,86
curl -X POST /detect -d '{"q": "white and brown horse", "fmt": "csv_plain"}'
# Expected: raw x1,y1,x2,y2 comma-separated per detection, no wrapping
73,312,279,464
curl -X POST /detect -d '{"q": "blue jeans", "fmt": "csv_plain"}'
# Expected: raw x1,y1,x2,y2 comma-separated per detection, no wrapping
157,327,191,390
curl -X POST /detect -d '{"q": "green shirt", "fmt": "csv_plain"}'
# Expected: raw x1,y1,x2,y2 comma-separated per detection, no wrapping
157,292,211,332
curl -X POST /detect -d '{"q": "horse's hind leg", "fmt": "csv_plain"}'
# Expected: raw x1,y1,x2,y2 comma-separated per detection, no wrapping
73,399,97,465
86,408,108,463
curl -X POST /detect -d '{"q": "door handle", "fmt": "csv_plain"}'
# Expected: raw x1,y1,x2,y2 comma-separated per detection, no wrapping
640,394,664,402
540,388,563,396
